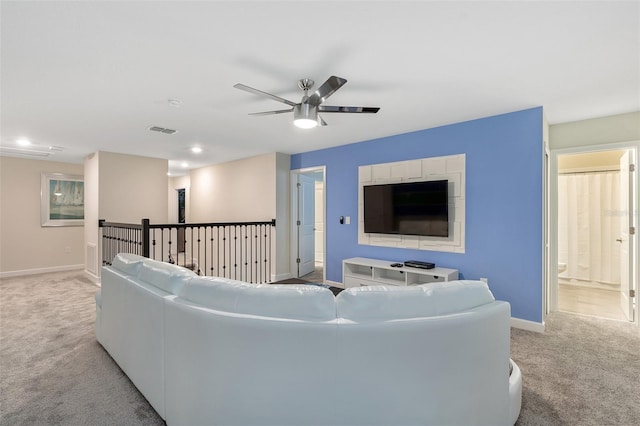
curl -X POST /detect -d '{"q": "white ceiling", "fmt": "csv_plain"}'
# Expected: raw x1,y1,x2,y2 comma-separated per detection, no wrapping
1,1,638,175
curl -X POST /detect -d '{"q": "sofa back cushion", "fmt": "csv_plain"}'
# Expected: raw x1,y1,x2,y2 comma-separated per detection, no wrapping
137,259,197,295
336,280,495,321
111,253,146,276
179,277,336,321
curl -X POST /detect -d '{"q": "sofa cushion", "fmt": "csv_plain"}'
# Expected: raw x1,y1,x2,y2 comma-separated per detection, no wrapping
177,276,253,312
138,259,197,294
111,253,146,276
178,276,337,321
336,280,495,321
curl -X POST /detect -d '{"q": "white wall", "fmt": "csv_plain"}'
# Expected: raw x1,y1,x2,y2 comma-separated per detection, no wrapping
190,153,278,222
84,151,168,280
0,157,84,276
98,152,168,223
550,111,640,149
84,153,99,277
274,152,290,279
188,152,291,280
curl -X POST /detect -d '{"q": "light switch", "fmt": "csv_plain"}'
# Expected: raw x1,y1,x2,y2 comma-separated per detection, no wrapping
345,216,351,224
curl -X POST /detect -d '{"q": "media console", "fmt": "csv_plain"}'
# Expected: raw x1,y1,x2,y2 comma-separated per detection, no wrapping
342,257,459,288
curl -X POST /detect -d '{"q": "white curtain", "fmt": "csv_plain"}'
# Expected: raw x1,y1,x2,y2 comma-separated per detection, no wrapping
558,172,621,285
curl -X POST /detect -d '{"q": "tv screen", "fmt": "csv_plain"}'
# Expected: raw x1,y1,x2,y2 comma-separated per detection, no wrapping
363,180,448,237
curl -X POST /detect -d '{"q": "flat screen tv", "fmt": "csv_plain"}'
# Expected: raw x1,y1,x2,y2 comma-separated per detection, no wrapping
363,180,449,237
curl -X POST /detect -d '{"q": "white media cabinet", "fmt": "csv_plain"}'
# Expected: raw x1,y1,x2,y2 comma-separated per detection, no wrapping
343,257,459,288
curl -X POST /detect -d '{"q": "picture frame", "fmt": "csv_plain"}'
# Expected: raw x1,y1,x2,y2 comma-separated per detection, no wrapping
41,172,84,227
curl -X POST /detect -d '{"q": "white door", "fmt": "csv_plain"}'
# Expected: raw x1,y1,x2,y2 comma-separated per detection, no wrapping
619,150,634,321
297,174,316,277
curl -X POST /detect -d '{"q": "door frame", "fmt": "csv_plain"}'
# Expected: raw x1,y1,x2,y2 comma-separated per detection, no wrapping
290,166,326,280
547,142,639,324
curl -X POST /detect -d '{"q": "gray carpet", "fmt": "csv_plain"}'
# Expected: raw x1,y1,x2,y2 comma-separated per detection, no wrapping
1,271,639,425
0,271,163,425
511,312,640,425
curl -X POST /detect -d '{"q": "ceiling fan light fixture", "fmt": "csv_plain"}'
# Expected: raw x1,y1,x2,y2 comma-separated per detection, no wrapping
293,104,318,129
294,117,318,129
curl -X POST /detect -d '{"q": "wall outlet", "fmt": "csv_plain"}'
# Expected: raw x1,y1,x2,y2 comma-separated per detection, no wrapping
345,216,351,225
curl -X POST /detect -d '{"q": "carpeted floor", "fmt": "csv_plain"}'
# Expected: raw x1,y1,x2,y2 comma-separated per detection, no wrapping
1,270,639,425
0,271,163,425
511,312,640,425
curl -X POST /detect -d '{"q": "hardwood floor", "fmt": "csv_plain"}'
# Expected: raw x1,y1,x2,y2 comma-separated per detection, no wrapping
558,283,628,321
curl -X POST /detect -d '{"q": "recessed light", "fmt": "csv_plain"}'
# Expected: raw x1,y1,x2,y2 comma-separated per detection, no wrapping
191,146,203,154
16,138,31,146
181,162,189,168
168,99,182,108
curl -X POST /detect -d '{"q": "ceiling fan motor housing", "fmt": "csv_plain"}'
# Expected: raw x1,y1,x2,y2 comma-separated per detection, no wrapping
293,103,318,128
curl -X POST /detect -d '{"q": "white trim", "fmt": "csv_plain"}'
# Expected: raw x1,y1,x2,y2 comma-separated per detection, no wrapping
553,139,640,155
543,124,550,323
0,264,84,279
271,272,293,282
290,166,326,280
549,140,639,325
511,317,545,333
358,154,466,253
85,269,101,286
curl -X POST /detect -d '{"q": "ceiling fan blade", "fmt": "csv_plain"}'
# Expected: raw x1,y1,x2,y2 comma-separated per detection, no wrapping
248,108,294,116
318,106,380,113
318,115,328,126
234,83,297,107
306,76,347,106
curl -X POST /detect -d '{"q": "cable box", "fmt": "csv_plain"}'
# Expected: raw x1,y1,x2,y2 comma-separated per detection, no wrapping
404,260,435,269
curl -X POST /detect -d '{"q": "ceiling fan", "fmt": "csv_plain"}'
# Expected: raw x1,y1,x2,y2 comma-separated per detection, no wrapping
234,76,380,129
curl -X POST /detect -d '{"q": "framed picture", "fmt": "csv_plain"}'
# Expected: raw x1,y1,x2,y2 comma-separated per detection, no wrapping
41,173,84,227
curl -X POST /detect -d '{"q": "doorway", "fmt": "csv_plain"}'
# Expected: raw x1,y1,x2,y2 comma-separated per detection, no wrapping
552,148,637,322
177,188,186,254
290,167,325,281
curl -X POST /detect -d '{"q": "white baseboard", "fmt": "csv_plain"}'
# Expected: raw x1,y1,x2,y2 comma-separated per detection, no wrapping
0,264,85,279
271,272,293,282
85,269,101,286
511,317,545,333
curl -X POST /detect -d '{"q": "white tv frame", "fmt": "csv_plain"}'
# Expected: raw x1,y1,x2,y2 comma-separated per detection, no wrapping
358,154,466,253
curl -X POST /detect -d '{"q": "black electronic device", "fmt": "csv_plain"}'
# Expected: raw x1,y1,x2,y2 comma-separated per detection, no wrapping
404,260,436,269
390,263,404,268
363,180,448,237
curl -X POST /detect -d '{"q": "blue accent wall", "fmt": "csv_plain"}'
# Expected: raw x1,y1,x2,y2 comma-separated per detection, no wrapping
291,107,544,323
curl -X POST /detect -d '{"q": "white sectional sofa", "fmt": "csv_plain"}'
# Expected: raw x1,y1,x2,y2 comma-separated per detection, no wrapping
95,253,522,425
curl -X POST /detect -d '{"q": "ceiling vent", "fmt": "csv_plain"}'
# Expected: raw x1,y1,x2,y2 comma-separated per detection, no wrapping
0,147,51,158
149,126,177,135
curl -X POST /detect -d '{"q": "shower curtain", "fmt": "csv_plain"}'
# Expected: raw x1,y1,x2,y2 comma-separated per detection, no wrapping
558,171,621,285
